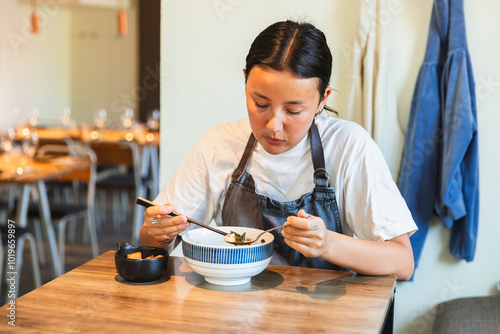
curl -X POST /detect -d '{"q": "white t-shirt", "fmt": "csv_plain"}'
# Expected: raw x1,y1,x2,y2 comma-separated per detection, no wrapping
155,115,417,241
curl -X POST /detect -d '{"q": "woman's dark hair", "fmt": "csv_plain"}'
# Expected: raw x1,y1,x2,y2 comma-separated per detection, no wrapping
245,20,335,113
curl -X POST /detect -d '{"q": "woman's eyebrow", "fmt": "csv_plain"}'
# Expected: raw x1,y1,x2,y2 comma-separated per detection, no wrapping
252,92,306,105
252,92,270,100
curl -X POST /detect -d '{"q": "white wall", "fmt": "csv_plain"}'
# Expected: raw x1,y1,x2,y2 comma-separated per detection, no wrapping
0,0,71,126
160,0,500,333
0,0,138,127
70,3,139,126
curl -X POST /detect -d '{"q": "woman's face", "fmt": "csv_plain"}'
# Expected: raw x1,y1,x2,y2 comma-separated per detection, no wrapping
245,66,330,155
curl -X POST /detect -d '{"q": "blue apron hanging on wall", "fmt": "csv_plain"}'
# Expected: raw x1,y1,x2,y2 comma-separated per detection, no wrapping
399,0,479,273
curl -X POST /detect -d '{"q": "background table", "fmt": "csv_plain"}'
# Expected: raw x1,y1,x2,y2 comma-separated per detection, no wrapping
0,154,92,278
1,251,396,333
17,126,160,243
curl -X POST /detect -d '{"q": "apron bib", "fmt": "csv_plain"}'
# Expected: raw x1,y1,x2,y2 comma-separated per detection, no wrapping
221,123,344,270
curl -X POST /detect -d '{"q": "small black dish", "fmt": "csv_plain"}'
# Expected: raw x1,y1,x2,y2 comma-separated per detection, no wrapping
115,242,168,282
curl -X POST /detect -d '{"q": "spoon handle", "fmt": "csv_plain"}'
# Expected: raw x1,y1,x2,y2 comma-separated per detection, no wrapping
136,197,228,236
253,224,288,240
265,224,288,233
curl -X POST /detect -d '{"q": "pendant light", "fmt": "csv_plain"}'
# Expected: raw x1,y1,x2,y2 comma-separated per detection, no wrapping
31,0,39,34
117,0,128,36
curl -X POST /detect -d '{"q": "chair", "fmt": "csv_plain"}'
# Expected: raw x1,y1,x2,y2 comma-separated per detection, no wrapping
1,207,42,303
28,144,99,272
36,136,78,203
89,140,155,245
433,296,500,333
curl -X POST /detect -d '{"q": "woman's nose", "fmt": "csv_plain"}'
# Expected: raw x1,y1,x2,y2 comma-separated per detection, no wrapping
267,113,283,132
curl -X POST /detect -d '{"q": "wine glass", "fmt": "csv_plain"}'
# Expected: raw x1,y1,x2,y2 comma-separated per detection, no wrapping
22,129,39,158
61,107,72,128
121,108,134,129
94,109,108,129
30,107,40,127
0,126,15,154
147,109,160,131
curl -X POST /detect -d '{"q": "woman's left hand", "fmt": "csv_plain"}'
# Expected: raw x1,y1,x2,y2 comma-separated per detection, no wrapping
282,209,330,258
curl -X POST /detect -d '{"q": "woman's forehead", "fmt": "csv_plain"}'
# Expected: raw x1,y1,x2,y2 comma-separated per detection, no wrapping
246,66,320,101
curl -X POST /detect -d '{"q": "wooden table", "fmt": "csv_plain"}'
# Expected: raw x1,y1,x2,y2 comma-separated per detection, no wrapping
23,126,160,147
0,153,92,278
0,251,396,333
82,128,159,146
35,126,161,200
32,127,82,142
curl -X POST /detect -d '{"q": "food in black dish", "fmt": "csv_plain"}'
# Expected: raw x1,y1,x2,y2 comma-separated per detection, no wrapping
115,242,168,282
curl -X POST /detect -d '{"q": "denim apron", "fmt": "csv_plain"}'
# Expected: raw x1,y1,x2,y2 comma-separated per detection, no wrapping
221,123,344,270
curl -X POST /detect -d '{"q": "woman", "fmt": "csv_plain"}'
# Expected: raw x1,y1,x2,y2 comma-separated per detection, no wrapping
140,20,417,281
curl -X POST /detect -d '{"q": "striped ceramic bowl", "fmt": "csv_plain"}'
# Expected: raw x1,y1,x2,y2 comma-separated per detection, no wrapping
182,226,274,286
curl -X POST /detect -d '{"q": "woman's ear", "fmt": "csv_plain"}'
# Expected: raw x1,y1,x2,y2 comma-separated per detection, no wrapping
319,87,333,109
243,69,246,80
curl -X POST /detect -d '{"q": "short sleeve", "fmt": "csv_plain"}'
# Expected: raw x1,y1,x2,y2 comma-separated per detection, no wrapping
154,130,217,226
342,134,417,241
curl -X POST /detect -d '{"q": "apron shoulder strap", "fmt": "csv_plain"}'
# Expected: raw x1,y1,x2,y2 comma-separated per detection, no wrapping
232,125,329,186
310,122,330,187
232,133,257,180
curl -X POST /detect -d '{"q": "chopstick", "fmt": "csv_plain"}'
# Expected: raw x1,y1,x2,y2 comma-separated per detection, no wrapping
136,197,227,236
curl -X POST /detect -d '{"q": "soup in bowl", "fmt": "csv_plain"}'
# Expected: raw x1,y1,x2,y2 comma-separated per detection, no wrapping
182,226,274,286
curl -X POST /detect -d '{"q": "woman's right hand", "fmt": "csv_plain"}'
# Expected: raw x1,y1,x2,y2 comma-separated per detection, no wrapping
142,203,191,245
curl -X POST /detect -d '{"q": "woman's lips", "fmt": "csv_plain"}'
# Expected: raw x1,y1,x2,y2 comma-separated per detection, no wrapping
265,136,284,145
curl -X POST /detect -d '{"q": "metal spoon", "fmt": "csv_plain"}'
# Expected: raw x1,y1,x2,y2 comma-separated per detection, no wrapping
136,197,227,236
226,214,317,245
224,224,289,245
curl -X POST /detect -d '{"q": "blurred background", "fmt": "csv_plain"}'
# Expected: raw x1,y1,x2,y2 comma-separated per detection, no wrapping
0,0,159,127
1,1,499,333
